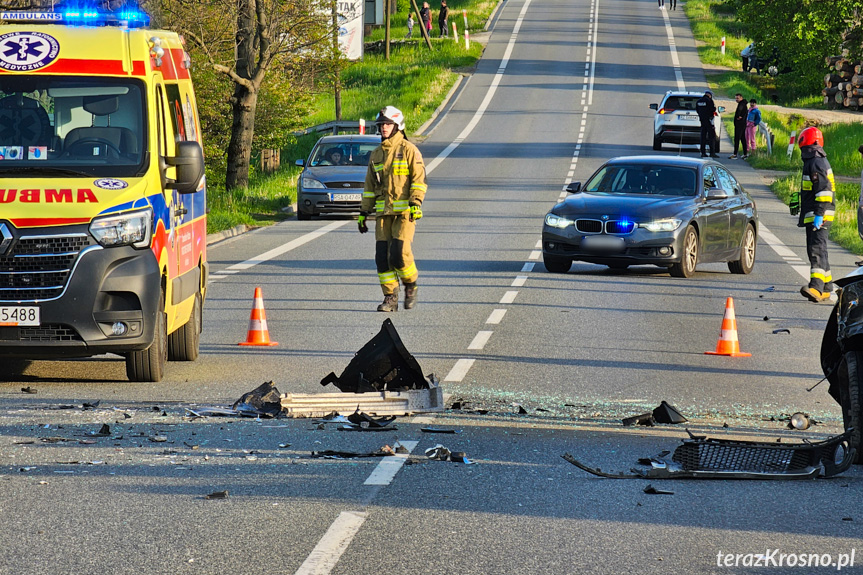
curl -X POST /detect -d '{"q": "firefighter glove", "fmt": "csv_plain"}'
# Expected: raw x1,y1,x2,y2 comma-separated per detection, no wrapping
789,192,800,216
358,214,368,234
813,215,824,230
409,204,423,222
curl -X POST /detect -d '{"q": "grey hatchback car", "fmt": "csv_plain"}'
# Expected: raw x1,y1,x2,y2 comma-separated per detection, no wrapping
296,134,381,220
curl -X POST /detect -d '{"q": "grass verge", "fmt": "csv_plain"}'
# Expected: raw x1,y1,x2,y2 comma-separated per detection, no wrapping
206,1,490,233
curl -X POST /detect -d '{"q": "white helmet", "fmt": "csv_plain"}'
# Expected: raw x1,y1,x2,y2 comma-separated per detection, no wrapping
375,106,406,131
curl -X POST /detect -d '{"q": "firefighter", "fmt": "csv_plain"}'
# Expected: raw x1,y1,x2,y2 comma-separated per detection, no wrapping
796,126,836,302
358,106,427,312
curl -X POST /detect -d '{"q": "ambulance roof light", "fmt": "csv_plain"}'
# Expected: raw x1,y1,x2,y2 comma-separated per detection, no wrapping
0,9,150,28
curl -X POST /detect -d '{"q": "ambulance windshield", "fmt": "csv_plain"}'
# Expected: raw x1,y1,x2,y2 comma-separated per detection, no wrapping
0,76,146,176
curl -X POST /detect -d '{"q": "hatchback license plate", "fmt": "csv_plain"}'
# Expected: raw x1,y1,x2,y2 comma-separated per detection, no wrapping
677,115,698,121
329,193,362,202
0,306,40,326
581,235,625,254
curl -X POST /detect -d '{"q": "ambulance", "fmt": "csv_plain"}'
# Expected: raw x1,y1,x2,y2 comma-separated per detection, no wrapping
0,8,207,382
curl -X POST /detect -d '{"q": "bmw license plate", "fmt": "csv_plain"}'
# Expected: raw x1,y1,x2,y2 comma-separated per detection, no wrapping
329,193,362,202
677,114,698,121
0,306,40,326
581,235,625,254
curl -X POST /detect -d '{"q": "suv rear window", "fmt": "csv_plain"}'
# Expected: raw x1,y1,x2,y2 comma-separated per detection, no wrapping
662,96,699,111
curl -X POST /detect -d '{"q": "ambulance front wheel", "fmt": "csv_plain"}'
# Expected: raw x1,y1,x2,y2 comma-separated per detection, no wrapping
126,290,168,382
168,292,201,362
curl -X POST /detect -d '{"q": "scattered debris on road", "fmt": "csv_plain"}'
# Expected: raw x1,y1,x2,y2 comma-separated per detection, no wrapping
563,428,854,479
232,380,283,417
425,444,473,464
420,427,460,434
622,401,687,427
20,386,36,394
643,484,674,495
205,490,229,500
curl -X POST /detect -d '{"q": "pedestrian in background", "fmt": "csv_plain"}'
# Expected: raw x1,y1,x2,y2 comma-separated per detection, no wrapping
359,106,427,312
796,127,836,302
696,89,719,158
746,99,761,152
729,93,749,159
438,0,449,37
407,14,414,38
420,2,431,35
658,0,665,8
670,0,676,9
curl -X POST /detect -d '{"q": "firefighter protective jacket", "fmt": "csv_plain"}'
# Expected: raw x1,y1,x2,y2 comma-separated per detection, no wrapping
799,145,836,227
363,131,427,215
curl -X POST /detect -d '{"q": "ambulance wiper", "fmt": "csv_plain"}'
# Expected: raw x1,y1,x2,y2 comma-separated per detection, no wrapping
0,167,93,177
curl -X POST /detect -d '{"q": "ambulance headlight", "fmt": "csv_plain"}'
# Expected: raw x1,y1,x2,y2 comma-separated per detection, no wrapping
90,209,153,249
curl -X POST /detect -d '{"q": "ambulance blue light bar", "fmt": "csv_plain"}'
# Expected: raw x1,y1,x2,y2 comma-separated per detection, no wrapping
0,9,150,27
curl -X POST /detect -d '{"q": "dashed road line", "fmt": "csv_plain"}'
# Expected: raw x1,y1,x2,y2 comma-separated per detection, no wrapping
294,511,367,575
486,309,507,324
468,330,494,350
511,275,528,287
500,291,518,304
444,358,476,382
364,440,419,485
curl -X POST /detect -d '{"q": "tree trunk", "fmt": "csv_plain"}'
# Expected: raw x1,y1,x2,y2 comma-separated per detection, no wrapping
226,86,259,190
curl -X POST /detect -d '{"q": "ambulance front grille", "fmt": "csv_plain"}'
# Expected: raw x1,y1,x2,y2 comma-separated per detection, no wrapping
0,234,95,301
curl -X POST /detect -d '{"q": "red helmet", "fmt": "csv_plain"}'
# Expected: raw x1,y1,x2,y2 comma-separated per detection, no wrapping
798,126,824,148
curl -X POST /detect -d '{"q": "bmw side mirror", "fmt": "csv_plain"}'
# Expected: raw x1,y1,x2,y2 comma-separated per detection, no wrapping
566,182,582,194
649,103,658,110
717,106,726,113
706,187,728,200
296,159,305,167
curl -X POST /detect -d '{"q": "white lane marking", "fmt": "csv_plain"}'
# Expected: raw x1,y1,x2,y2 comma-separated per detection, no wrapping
445,358,476,382
364,440,419,485
500,291,518,304
588,0,599,105
468,331,494,350
535,240,542,248
208,275,227,280
522,262,535,272
512,275,528,287
528,250,541,260
412,416,436,424
425,0,535,174
661,4,685,90
227,221,347,271
486,309,507,324
294,511,367,575
758,223,809,282
221,269,241,274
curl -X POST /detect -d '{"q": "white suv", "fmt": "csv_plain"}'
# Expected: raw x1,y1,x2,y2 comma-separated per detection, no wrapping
649,91,723,151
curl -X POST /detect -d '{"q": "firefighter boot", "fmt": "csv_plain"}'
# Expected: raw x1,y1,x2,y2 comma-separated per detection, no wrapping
404,283,418,310
800,286,830,303
377,289,399,312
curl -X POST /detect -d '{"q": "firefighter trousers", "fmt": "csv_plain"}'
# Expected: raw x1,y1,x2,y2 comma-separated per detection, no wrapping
375,213,418,295
805,223,833,293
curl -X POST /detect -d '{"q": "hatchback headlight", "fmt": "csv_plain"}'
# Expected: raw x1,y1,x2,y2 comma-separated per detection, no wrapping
90,208,152,249
545,213,574,228
639,218,682,232
302,177,326,189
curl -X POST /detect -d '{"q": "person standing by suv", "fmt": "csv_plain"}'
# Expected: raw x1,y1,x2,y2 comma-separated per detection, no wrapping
696,89,719,158
729,93,749,159
358,106,427,312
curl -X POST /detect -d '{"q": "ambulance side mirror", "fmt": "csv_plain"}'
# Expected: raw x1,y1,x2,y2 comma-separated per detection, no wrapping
165,141,205,194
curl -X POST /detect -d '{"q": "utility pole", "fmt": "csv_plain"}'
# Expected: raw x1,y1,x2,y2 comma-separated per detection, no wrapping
410,0,433,51
385,0,391,60
333,0,342,121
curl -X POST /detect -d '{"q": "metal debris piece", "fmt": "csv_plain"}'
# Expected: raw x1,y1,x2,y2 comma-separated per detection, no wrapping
772,328,791,335
347,410,396,428
643,484,674,495
652,401,688,424
425,444,451,461
232,381,283,417
420,427,460,434
320,318,434,393
20,386,36,394
622,413,655,427
563,429,855,480
310,449,393,459
92,424,111,437
205,490,229,500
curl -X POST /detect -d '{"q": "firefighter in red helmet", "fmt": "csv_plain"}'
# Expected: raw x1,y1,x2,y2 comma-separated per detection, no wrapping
795,126,836,302
358,106,427,312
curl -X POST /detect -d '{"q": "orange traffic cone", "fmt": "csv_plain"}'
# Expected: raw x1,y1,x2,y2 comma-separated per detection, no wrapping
238,287,278,346
705,297,750,357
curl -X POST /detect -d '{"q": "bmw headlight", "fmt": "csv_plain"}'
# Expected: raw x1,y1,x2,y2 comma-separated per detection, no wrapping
545,213,574,228
302,177,326,189
90,208,152,249
639,218,682,232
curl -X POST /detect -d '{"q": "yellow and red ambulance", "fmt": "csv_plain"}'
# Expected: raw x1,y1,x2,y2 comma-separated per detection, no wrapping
0,8,207,381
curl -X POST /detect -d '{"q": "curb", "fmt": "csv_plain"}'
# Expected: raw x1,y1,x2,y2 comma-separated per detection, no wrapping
415,74,465,136
205,203,297,246
484,0,505,32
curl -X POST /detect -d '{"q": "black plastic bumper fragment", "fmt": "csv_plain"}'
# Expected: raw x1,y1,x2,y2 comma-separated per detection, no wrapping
321,318,435,393
564,429,855,479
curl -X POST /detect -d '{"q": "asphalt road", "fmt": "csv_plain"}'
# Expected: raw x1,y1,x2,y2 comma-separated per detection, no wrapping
2,0,863,573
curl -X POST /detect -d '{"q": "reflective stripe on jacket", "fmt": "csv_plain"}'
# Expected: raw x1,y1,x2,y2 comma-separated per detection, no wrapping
362,131,427,215
799,146,836,226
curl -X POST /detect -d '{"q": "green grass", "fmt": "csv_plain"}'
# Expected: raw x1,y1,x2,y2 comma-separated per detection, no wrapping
685,0,748,70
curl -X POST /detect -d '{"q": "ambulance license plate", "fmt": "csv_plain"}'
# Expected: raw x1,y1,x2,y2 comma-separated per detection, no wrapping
0,306,40,326
329,193,362,202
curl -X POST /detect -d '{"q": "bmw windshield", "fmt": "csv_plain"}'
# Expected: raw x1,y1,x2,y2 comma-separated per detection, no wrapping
0,76,147,177
584,164,698,197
